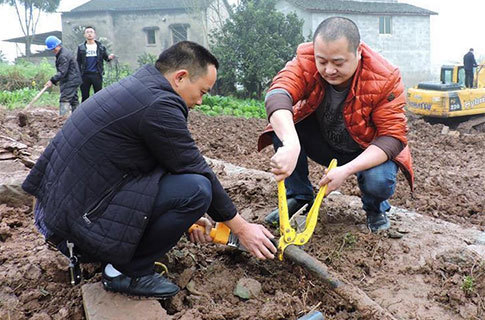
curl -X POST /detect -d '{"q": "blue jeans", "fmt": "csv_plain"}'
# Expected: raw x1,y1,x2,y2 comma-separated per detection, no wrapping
114,173,212,276
272,114,398,215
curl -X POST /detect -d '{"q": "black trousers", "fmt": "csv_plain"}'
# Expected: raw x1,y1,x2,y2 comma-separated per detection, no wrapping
113,173,212,277
59,83,80,108
80,72,103,102
465,70,474,88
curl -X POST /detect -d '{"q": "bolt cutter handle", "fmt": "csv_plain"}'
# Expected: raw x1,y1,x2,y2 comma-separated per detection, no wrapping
277,159,337,260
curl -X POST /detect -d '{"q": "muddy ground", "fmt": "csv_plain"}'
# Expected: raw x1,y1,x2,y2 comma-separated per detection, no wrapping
0,106,484,320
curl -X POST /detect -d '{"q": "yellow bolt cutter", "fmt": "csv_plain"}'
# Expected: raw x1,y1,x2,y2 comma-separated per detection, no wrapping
277,159,337,260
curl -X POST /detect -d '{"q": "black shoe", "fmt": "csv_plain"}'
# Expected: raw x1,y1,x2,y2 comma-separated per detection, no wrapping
366,212,391,233
264,198,312,227
102,271,180,299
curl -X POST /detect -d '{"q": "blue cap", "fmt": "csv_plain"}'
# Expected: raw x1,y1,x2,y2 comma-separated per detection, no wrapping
45,36,62,50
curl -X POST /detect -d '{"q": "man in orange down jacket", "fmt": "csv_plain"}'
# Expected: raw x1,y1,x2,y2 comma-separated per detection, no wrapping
258,17,414,233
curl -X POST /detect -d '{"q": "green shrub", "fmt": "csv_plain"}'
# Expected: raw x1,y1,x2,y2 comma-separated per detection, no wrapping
0,59,55,91
210,0,304,99
137,52,158,67
103,61,132,87
222,107,233,116
197,95,266,119
461,275,474,295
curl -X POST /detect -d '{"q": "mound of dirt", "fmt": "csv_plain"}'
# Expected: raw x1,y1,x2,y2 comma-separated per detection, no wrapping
189,111,485,229
1,106,484,320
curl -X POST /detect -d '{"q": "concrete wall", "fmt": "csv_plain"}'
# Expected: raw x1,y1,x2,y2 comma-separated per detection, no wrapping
62,11,114,52
275,1,313,40
61,9,207,70
110,10,206,67
360,15,433,87
275,1,433,88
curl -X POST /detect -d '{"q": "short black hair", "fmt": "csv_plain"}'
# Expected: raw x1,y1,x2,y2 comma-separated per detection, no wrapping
313,17,360,53
84,26,95,32
155,41,219,79
470,48,474,51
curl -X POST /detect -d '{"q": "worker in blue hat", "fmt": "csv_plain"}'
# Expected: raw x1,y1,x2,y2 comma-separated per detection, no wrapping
44,35,82,116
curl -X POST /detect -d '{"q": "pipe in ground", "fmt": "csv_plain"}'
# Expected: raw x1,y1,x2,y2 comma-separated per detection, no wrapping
284,245,397,320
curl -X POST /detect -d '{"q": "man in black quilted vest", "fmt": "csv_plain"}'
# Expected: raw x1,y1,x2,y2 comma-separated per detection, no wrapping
22,41,276,298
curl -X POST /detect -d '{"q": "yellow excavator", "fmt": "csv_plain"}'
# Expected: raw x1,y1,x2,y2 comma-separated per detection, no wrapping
406,63,485,132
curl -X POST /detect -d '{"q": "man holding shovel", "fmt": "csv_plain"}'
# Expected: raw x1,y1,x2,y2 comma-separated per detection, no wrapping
44,35,82,115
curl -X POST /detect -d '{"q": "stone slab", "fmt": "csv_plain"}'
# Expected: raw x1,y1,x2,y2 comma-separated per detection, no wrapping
82,282,168,320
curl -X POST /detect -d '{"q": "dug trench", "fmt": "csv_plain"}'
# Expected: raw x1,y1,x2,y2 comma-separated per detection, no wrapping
0,107,484,319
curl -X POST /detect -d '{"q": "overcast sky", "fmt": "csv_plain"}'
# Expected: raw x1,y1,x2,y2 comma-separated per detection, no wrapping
403,0,485,66
0,0,89,61
0,0,484,68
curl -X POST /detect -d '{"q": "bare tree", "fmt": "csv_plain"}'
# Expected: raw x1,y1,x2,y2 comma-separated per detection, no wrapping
0,0,60,57
181,0,234,45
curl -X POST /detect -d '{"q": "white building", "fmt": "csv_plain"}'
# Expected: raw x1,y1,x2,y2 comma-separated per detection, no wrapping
275,0,437,87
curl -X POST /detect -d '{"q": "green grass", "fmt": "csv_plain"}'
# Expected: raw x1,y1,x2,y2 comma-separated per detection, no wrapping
0,87,59,109
461,275,475,294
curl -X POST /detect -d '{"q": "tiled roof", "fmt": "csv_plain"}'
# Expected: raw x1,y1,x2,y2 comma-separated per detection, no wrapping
69,0,210,12
4,30,62,45
286,0,437,16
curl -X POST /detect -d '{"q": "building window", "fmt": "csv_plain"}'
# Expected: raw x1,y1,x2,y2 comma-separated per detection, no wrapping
147,30,156,44
143,26,159,45
170,24,189,44
379,16,391,34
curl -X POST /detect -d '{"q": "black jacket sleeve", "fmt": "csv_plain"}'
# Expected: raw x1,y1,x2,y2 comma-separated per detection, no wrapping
138,99,237,222
51,55,69,84
76,46,82,72
101,44,110,62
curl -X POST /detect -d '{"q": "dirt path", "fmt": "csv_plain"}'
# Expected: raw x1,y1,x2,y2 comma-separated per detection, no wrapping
1,106,484,319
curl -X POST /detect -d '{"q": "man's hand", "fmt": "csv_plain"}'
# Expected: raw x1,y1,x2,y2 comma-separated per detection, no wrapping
268,109,300,181
270,139,300,182
44,80,53,88
224,214,276,259
318,165,351,195
318,145,389,194
188,217,213,244
235,223,276,259
108,54,115,60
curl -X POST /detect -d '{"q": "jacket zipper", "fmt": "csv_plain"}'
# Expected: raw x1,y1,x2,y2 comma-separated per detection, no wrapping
82,173,128,224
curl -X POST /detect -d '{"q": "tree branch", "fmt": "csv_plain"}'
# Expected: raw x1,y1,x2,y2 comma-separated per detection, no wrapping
32,5,41,39
221,0,232,18
13,0,27,36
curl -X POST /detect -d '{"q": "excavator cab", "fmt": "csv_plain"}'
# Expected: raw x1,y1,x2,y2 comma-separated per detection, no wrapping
440,65,465,86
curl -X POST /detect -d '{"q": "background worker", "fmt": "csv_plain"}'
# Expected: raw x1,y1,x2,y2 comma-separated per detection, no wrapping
23,41,276,299
44,35,82,115
463,48,478,88
258,17,414,233
77,26,115,102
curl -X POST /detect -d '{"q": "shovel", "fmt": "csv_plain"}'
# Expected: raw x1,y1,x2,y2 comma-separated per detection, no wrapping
26,85,49,109
18,85,49,127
